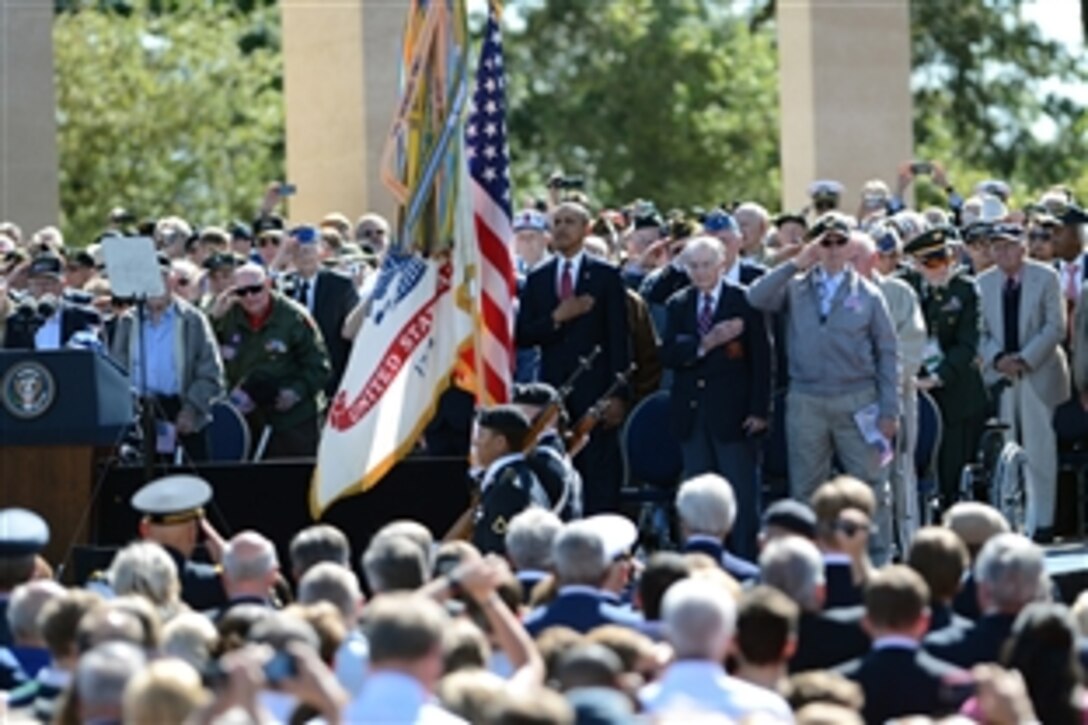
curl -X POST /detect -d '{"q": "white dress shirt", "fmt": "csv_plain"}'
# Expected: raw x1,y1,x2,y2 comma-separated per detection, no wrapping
639,660,793,720
554,250,585,295
343,671,466,725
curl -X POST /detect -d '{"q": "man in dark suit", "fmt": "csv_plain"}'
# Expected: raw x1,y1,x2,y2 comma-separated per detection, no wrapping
523,520,643,636
677,474,759,581
759,536,870,673
279,226,360,396
512,383,583,521
837,566,967,724
3,254,99,350
924,533,1048,668
660,235,771,558
470,406,551,555
516,201,631,514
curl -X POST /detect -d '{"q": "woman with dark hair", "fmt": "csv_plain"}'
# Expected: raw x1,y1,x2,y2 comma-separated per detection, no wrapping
998,602,1086,724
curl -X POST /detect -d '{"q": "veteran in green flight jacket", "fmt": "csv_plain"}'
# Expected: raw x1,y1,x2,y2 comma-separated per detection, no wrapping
900,227,989,507
211,262,331,458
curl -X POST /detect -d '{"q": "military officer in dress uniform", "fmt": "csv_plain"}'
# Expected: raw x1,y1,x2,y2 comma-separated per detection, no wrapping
0,509,49,650
512,382,583,521
900,227,989,508
470,406,551,555
131,475,228,611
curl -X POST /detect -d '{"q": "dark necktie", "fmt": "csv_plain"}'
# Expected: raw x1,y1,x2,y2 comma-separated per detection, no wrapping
297,278,310,308
698,293,714,336
559,261,574,300
1003,276,1020,353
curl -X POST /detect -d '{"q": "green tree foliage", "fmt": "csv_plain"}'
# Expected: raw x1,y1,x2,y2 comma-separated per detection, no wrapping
53,0,283,245
503,0,780,211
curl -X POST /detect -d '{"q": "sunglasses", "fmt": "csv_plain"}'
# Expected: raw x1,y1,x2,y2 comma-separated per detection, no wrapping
233,284,265,297
257,236,280,248
176,277,191,287
833,519,876,537
1028,230,1053,242
820,235,849,248
920,256,951,270
359,228,386,239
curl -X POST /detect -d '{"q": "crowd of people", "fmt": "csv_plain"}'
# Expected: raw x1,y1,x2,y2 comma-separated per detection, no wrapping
2,162,1088,722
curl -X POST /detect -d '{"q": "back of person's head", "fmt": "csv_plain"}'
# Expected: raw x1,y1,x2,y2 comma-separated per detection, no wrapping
433,540,481,579
534,626,584,685
759,536,825,611
6,579,64,644
637,551,690,621
108,595,163,651
795,702,865,725
162,612,219,672
1072,590,1088,637
362,533,429,594
943,502,1009,559
811,476,875,541
76,602,148,654
783,670,865,711
505,507,563,572
246,609,320,652
442,617,491,674
675,473,737,539
107,541,181,615
40,588,103,663
437,668,507,723
0,553,36,592
907,526,969,604
298,561,362,624
222,530,279,586
121,657,206,725
863,565,930,634
485,686,575,725
975,533,1049,615
371,519,434,572
555,643,623,692
584,625,656,679
553,521,608,586
289,524,350,580
735,585,799,667
662,577,736,661
215,603,272,654
1002,602,1083,725
285,602,346,665
75,641,148,722
364,592,449,666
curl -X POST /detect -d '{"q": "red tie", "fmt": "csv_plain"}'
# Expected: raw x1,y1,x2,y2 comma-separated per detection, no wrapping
559,260,574,300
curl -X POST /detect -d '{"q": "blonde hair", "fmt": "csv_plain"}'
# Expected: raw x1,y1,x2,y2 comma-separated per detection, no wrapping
122,658,207,725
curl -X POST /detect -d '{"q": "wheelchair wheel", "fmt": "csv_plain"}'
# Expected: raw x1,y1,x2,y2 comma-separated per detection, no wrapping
990,442,1028,534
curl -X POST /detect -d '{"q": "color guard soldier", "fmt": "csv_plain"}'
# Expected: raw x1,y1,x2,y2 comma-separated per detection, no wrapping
900,227,988,507
512,382,583,521
131,475,228,611
0,508,49,650
470,406,551,555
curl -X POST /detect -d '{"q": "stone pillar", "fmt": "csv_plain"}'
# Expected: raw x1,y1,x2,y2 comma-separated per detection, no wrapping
0,0,60,232
777,0,913,214
281,0,407,227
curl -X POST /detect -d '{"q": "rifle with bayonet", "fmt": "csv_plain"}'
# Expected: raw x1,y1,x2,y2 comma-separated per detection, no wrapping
565,364,636,459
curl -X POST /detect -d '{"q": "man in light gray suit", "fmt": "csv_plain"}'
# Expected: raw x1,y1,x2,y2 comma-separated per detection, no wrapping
748,213,900,562
978,223,1069,541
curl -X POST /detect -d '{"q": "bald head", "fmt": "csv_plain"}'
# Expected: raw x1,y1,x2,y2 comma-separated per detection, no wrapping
943,502,1009,558
223,530,279,598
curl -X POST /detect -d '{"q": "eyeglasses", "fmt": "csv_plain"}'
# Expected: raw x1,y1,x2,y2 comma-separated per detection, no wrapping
833,519,876,537
257,236,280,248
359,228,386,239
820,235,849,248
1028,230,1053,242
233,284,265,297
921,256,951,270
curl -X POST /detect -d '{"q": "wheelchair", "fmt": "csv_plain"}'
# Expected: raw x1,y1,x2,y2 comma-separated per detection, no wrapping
959,419,1028,534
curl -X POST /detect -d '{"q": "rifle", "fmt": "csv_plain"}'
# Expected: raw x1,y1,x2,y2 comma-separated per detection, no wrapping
440,346,602,543
566,364,636,459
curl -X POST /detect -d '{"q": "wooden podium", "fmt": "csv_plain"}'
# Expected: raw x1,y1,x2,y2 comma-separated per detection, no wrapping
0,350,132,567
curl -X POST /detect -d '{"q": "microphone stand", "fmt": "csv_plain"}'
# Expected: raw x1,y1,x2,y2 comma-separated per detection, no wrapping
135,293,155,484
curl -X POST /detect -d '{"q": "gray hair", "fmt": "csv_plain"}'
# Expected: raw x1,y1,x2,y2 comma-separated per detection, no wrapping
975,533,1050,613
676,474,737,539
222,531,279,583
371,520,435,573
734,202,771,225
362,534,428,594
6,580,65,642
505,507,563,572
289,524,351,577
162,612,219,671
298,562,362,623
108,541,181,610
553,521,609,586
681,236,725,267
75,641,147,710
759,536,826,611
365,593,449,664
662,578,737,659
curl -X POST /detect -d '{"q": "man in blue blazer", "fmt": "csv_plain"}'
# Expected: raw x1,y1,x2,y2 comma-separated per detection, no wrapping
516,202,631,514
659,236,771,558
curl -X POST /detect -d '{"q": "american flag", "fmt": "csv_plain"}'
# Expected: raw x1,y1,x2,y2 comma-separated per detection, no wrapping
466,5,515,405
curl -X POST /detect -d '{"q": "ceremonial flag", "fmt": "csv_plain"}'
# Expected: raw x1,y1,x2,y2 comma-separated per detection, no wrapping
310,0,476,516
465,3,515,406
